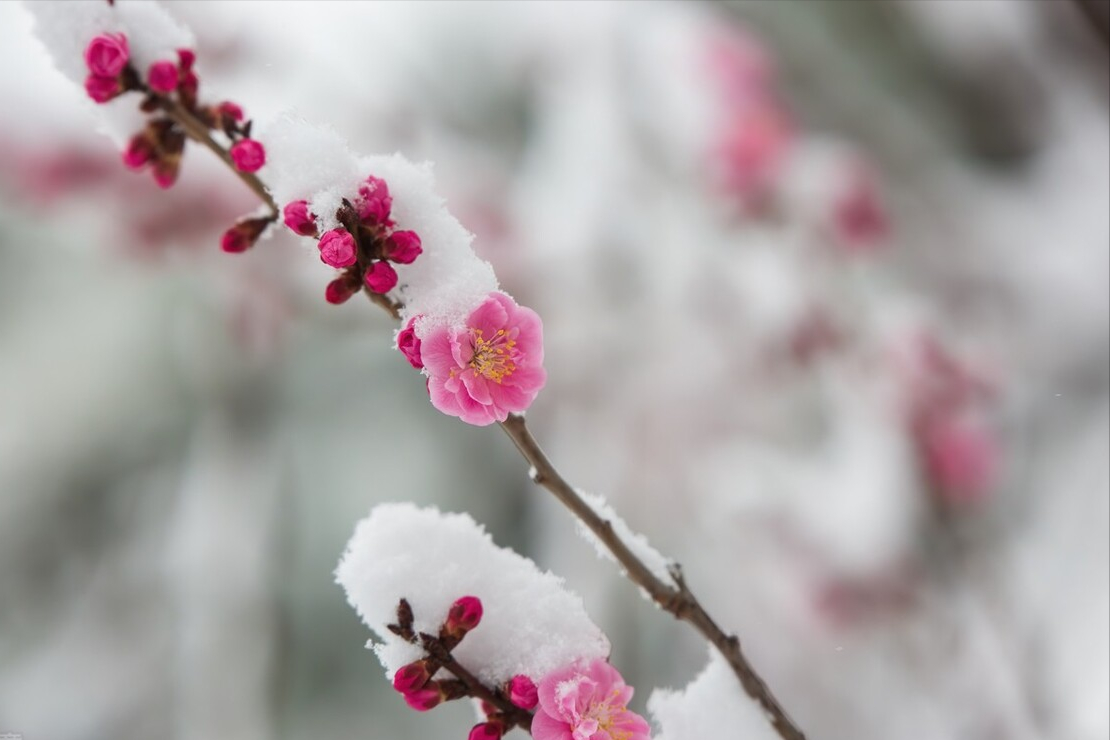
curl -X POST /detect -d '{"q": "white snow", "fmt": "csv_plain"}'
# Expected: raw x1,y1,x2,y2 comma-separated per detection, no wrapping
24,0,194,146
261,115,499,328
649,649,782,740
574,489,674,591
335,503,610,686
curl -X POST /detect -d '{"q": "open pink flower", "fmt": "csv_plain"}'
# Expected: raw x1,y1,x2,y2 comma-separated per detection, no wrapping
532,659,651,740
422,292,546,426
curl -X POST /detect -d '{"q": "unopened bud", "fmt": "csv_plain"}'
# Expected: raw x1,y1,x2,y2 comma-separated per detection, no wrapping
230,138,266,173
147,60,179,93
508,674,538,710
282,199,318,236
384,230,422,264
363,260,398,294
392,661,431,694
445,596,483,637
220,217,270,253
402,686,443,712
468,722,503,740
318,228,358,268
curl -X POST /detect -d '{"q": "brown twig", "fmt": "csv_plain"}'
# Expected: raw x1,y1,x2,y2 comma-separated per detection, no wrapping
1070,0,1110,48
155,94,279,216
499,414,806,740
421,636,534,732
164,81,806,740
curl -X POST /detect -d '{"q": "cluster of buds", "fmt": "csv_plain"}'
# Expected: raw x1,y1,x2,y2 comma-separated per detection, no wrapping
386,596,537,739
82,29,270,247
281,175,423,303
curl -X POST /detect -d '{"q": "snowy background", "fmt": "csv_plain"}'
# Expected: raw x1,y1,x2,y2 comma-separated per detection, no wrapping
0,1,1107,739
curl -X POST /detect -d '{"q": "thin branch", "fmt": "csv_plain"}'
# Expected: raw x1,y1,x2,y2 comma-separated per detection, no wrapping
426,642,534,732
1070,0,1110,48
499,414,806,740
155,95,279,216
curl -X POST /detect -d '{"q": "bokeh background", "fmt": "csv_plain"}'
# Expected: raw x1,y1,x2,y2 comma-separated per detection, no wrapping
0,2,1107,739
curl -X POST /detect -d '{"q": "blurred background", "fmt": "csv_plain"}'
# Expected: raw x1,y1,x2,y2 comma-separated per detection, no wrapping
0,1,1107,739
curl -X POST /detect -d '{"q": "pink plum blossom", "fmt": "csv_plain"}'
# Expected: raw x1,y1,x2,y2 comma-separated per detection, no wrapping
920,414,999,504
84,74,121,104
397,317,423,369
147,60,179,93
318,228,357,268
364,260,398,293
422,292,547,426
532,659,651,740
230,138,266,173
831,168,889,253
715,106,792,207
84,33,129,77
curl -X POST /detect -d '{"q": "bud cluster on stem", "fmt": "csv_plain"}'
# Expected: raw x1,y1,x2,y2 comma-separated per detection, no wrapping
280,174,423,305
385,597,533,738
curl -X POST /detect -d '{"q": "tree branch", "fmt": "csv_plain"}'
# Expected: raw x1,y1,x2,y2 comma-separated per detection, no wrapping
498,414,806,740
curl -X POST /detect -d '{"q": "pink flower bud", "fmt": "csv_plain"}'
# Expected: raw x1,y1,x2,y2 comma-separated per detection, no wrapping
318,228,358,268
85,33,129,77
402,686,442,712
357,175,392,225
468,722,503,740
385,230,422,264
325,277,359,305
229,138,266,173
282,200,317,236
151,158,180,189
177,48,196,71
217,101,245,123
445,596,483,636
122,134,153,170
392,661,431,694
220,217,270,253
363,260,398,294
84,74,121,104
147,60,179,93
508,674,538,710
397,317,423,369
